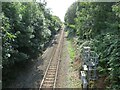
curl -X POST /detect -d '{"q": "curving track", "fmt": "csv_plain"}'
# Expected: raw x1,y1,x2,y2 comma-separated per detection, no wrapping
39,29,64,89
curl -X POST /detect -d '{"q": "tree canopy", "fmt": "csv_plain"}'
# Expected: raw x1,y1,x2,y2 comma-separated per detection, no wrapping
2,1,62,87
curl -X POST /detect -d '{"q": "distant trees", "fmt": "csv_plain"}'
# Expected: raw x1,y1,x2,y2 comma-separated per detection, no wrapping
64,1,120,89
64,2,78,37
64,2,78,25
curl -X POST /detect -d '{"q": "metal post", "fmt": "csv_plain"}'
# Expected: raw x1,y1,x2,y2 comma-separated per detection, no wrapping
82,47,99,89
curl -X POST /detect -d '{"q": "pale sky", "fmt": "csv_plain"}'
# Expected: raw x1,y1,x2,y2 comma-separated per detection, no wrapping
45,0,76,22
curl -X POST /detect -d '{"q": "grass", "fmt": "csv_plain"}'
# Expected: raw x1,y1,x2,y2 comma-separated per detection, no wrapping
67,39,75,62
65,31,75,62
64,31,82,88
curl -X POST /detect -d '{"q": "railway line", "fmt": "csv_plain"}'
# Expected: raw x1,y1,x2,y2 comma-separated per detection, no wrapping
39,29,64,89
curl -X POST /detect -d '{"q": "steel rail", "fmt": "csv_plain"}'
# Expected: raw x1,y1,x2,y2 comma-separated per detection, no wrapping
39,29,64,89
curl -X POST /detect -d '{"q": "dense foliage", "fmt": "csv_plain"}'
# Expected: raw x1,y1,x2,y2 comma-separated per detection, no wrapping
2,1,62,86
64,1,120,89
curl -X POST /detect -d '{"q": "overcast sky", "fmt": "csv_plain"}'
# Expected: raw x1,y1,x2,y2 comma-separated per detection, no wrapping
45,0,76,22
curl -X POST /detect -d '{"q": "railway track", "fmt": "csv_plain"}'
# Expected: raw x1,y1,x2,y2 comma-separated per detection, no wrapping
39,29,64,89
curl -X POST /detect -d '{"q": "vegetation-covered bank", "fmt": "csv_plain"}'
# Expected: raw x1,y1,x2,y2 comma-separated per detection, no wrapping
65,32,81,88
64,1,120,89
2,1,62,87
